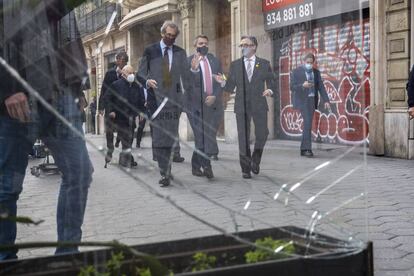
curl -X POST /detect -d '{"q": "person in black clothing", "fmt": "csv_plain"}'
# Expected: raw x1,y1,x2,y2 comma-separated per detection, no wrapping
90,96,97,133
187,35,224,179
290,53,330,157
407,65,414,118
219,36,276,179
98,51,129,162
137,21,191,187
107,65,145,167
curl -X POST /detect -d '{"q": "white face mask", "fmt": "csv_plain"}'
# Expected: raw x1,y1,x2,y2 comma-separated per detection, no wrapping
127,74,135,83
305,64,313,71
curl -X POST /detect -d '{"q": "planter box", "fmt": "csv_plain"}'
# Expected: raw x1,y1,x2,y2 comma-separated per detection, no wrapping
0,226,373,276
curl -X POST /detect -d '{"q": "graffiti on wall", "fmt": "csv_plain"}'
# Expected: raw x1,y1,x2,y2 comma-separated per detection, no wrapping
279,19,370,144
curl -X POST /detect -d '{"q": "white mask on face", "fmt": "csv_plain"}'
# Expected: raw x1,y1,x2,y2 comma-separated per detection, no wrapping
127,74,135,83
305,64,313,71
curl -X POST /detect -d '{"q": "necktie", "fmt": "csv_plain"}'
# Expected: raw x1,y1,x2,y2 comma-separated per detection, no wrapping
162,46,171,88
246,58,253,82
202,57,213,96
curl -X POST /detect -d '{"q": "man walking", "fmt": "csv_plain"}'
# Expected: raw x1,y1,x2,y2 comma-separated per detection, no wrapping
137,21,191,187
290,53,330,157
220,36,276,179
98,51,128,163
107,65,145,167
187,35,224,179
0,0,93,259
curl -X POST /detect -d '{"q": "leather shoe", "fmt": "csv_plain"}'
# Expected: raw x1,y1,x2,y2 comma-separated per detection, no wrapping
203,167,214,179
192,168,204,177
173,155,185,163
251,163,260,174
115,140,120,148
158,176,170,187
301,150,314,157
242,172,251,179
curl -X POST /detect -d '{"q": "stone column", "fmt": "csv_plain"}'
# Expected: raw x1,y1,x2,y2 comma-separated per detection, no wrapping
177,0,195,141
383,0,411,158
224,0,246,143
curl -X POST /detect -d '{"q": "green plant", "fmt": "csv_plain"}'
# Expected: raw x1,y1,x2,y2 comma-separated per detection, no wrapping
78,252,157,276
191,252,217,272
245,237,295,264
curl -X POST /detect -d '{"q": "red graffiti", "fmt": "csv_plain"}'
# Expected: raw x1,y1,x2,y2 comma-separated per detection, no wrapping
279,19,370,144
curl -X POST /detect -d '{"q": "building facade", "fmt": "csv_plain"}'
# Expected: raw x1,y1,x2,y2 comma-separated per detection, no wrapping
80,0,414,159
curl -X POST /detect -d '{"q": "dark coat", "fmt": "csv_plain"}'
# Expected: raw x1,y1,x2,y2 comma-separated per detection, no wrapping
224,57,276,114
290,66,329,110
107,78,145,125
98,68,119,111
137,42,191,115
407,65,414,108
186,53,223,112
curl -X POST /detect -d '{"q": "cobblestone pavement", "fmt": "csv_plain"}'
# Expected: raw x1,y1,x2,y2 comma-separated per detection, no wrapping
13,134,414,275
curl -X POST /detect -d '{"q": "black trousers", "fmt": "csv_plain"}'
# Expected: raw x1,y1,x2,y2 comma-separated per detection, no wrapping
236,111,269,173
105,115,117,154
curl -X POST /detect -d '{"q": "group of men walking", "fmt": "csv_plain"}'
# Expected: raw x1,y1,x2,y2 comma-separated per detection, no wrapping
98,21,282,187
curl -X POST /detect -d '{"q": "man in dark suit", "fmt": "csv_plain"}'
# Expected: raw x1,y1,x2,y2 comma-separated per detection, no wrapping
98,52,128,163
187,35,224,179
0,0,93,258
107,65,145,167
407,65,414,118
220,36,276,179
137,21,191,187
290,53,330,157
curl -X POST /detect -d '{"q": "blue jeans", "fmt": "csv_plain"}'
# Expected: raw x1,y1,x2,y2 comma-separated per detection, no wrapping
0,94,93,259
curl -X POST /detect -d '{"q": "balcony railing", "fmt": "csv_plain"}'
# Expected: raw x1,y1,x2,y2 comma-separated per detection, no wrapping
76,2,121,38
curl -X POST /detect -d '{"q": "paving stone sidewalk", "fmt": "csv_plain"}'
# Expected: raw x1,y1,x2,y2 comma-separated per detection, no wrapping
13,134,414,275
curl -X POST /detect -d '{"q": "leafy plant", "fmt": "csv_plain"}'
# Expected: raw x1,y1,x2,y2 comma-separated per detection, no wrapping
191,252,217,272
245,237,295,264
78,252,155,276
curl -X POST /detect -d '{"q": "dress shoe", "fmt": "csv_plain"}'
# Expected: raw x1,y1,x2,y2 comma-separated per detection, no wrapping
242,172,251,179
251,163,260,175
173,155,185,163
301,150,314,157
203,167,214,179
115,140,120,148
192,168,204,177
158,176,170,187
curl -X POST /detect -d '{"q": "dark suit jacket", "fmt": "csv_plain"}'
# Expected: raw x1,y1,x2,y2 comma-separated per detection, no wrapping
107,78,145,125
187,53,223,112
137,42,191,115
407,65,414,108
99,68,119,111
224,56,276,114
290,66,329,110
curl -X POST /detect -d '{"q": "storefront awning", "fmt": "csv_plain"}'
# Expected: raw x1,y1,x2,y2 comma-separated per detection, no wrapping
119,0,178,30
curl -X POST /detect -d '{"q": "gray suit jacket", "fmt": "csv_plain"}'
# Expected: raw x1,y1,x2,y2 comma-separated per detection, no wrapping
224,56,276,114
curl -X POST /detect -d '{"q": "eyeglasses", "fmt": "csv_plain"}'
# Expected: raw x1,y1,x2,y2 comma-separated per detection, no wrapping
239,44,255,48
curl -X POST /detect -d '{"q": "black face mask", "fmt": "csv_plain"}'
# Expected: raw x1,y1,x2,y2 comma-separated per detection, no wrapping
197,46,209,56
163,37,176,46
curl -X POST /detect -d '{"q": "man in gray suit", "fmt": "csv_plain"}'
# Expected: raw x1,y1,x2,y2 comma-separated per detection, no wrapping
137,21,191,187
187,35,224,179
219,36,276,179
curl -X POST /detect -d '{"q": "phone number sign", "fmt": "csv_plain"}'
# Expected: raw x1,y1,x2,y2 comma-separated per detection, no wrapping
263,0,368,30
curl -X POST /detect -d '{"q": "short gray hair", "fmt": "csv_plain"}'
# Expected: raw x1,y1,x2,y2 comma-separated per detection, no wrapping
160,21,180,36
